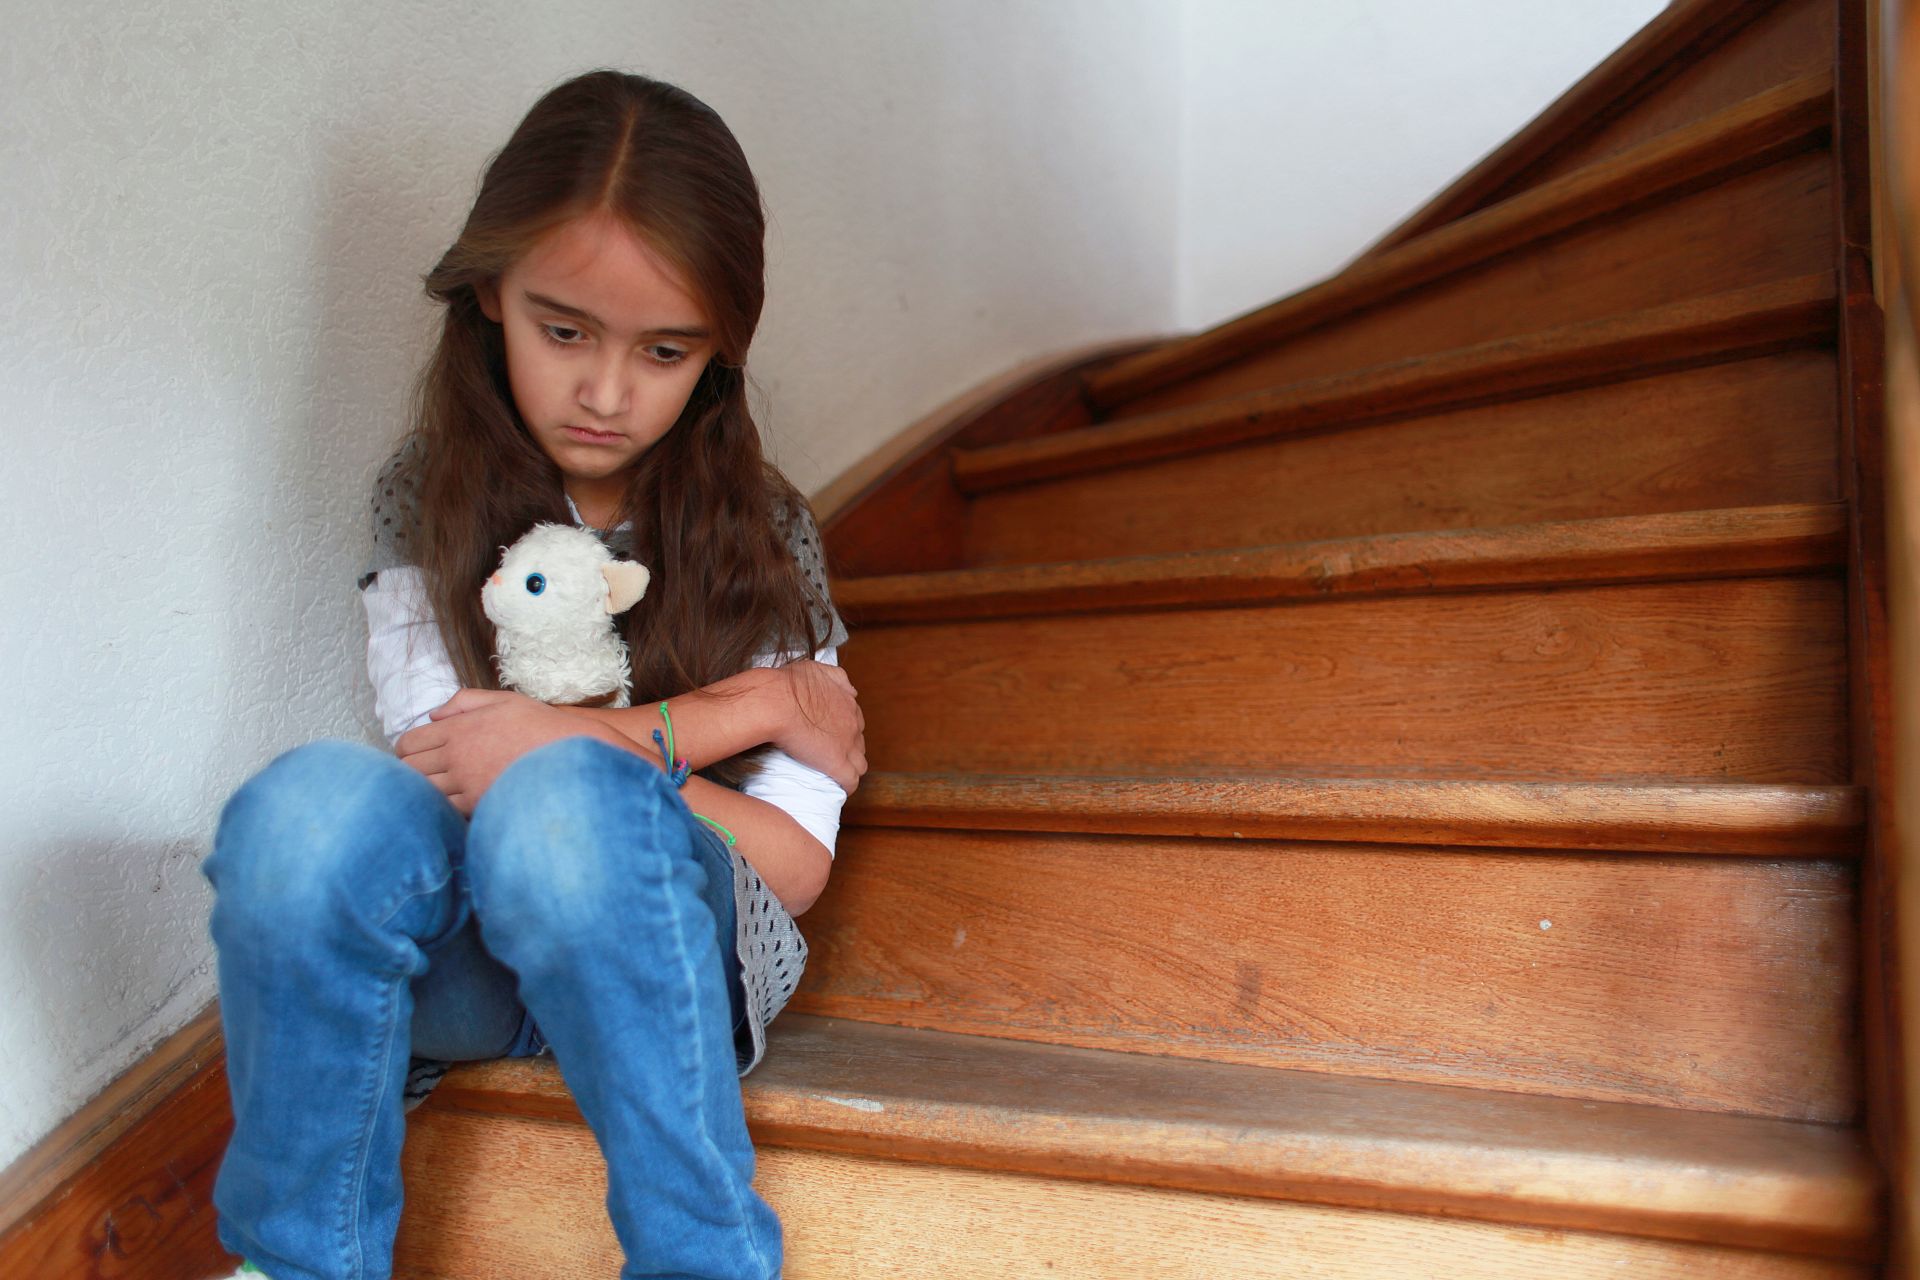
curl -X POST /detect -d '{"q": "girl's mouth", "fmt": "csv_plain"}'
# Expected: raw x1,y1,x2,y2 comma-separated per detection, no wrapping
563,426,624,444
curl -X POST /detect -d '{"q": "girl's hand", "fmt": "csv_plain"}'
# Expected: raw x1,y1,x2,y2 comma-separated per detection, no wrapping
396,688,633,817
769,660,867,795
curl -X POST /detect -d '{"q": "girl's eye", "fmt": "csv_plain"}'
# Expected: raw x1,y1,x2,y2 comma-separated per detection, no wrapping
645,345,689,367
540,324,586,347
524,573,546,595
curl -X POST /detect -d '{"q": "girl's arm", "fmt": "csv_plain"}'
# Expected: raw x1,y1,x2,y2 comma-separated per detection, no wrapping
562,650,863,794
365,568,844,914
672,774,835,916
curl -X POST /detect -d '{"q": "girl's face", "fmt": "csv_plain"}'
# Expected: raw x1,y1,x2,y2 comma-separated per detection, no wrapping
479,209,715,521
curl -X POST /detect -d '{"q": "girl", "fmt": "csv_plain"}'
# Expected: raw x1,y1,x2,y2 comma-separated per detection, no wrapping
201,69,864,1280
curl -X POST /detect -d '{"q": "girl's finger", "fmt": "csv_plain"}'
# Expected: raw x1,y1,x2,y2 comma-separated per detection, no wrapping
399,722,449,755
407,748,451,778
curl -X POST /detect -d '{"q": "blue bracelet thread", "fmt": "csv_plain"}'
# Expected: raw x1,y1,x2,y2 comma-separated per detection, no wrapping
650,699,693,787
649,699,731,847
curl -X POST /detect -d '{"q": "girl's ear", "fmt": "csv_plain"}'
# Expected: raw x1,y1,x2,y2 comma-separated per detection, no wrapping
477,278,503,324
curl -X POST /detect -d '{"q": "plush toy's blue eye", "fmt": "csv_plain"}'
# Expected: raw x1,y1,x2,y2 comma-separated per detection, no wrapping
524,573,546,595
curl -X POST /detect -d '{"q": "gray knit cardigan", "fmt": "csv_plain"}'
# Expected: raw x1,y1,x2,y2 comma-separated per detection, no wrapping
358,441,846,1110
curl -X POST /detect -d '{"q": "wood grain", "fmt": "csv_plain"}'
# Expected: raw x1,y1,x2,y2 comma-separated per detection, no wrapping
0,1049,234,1280
843,575,1849,784
395,1108,1869,1279
843,771,1866,856
1089,73,1833,409
839,503,1846,624
423,1015,1878,1261
1124,146,1837,415
791,830,1859,1120
966,350,1840,565
955,271,1835,493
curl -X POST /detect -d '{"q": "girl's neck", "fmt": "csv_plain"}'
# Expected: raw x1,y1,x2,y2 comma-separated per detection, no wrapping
565,483,622,531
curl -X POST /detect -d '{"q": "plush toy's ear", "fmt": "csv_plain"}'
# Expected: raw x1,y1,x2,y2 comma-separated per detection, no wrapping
602,560,651,614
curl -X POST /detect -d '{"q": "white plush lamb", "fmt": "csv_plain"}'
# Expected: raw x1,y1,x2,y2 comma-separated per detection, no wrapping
481,522,652,708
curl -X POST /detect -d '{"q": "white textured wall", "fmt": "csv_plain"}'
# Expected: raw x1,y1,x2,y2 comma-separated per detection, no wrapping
0,0,1665,1175
1178,0,1666,329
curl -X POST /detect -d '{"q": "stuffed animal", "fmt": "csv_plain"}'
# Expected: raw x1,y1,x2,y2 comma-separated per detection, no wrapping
482,522,651,708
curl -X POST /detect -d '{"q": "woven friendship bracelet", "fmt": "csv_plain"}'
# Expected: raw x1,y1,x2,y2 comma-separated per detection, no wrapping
645,699,734,847
649,699,693,787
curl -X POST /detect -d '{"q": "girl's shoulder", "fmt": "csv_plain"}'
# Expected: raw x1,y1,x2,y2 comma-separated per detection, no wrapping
769,493,848,652
360,437,426,589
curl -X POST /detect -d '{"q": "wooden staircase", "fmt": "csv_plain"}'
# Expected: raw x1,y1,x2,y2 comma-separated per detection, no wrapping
394,1,1899,1274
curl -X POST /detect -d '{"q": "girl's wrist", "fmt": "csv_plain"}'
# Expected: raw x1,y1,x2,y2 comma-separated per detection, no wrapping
744,665,794,753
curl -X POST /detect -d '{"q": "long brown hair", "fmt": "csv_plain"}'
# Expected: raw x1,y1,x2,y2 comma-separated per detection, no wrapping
395,70,830,784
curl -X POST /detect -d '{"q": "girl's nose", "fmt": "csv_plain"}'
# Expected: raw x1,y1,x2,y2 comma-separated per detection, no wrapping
577,353,630,418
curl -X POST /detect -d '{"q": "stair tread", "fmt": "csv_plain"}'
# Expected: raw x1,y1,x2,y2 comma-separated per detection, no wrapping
833,501,1846,623
1084,69,1832,410
844,770,1864,855
957,273,1835,492
427,1014,1879,1259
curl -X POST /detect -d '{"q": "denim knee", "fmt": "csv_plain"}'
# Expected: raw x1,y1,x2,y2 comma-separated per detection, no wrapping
205,738,454,949
466,736,697,939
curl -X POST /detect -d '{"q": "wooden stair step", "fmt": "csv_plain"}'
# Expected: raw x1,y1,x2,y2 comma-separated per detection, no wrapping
963,347,1838,568
840,504,1847,783
1083,69,1832,410
951,274,1835,492
843,771,1865,856
422,1014,1879,1261
837,501,1848,623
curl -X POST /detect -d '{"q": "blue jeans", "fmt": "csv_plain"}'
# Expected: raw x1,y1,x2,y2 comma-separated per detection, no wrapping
201,735,783,1280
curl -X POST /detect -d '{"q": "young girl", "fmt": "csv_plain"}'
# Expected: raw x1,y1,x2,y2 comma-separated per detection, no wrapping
201,69,864,1280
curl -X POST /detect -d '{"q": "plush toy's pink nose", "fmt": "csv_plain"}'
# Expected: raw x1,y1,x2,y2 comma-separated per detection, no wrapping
487,572,502,587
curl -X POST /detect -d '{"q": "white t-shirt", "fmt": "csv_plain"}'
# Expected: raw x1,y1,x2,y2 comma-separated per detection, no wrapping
360,487,848,856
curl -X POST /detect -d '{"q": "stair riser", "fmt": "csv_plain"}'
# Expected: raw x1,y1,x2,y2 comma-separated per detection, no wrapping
967,352,1839,565
793,829,1857,1121
843,576,1848,783
395,1114,1868,1279
1122,149,1832,417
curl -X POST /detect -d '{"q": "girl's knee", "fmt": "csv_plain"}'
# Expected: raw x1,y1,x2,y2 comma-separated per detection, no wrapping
205,738,443,912
466,736,693,917
487,734,666,801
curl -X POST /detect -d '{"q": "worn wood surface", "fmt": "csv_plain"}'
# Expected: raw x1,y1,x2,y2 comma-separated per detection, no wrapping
791,831,1859,1119
844,575,1849,783
955,274,1835,492
396,1107,1869,1279
0,1050,233,1280
956,278,1827,498
968,349,1839,565
839,503,1846,624
1089,73,1832,410
422,1015,1877,1260
842,771,1865,856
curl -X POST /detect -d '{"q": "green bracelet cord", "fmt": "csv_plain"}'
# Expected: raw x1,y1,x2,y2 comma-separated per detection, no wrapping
658,699,675,761
692,812,737,849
